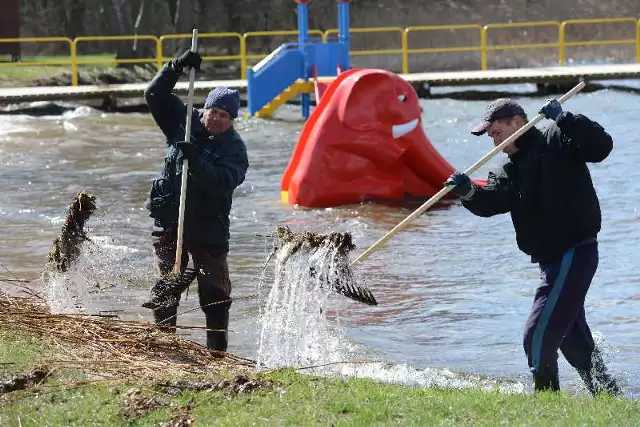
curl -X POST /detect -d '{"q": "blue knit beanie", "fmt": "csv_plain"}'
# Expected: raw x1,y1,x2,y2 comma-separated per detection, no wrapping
204,87,240,118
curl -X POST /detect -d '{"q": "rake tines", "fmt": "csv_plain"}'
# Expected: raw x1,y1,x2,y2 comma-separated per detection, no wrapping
269,226,380,307
309,265,378,306
331,280,378,306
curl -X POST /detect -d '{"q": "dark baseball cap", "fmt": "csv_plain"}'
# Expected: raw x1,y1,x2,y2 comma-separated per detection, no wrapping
471,98,526,136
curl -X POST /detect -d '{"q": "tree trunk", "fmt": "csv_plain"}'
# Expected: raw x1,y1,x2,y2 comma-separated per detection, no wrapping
101,0,149,68
65,0,86,40
224,2,243,55
172,0,195,55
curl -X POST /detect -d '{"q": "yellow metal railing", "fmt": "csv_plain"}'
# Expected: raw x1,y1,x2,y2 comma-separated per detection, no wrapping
159,32,245,80
480,21,561,70
325,26,406,57
71,35,160,85
558,18,639,65
1,17,639,85
404,24,483,74
0,36,73,67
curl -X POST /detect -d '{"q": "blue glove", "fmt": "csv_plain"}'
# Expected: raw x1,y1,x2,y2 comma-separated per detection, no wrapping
445,171,474,199
176,141,201,162
539,99,563,121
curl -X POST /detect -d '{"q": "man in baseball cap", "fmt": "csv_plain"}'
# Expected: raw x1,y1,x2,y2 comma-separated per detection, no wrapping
470,98,528,136
443,96,619,396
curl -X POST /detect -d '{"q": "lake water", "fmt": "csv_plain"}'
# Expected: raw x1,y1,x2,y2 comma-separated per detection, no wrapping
1,83,639,396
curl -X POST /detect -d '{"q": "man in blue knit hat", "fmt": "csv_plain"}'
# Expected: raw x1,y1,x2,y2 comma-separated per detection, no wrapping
141,48,249,353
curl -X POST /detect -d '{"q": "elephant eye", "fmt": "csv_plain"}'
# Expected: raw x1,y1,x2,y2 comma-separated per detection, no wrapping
398,94,407,102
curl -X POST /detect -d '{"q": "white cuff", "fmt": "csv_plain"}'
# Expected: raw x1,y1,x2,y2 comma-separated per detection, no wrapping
460,186,475,201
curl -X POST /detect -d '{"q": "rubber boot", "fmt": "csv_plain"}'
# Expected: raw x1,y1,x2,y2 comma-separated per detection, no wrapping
577,349,621,397
205,308,229,354
533,369,560,393
153,306,178,333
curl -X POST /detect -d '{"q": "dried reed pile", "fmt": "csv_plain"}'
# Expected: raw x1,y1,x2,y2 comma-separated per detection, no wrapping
0,290,255,382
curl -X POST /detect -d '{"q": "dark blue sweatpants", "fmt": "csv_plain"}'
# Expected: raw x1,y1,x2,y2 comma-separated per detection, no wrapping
523,241,599,383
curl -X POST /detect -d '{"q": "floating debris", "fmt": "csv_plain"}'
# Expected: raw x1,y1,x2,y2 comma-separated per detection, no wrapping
45,191,97,274
141,268,199,310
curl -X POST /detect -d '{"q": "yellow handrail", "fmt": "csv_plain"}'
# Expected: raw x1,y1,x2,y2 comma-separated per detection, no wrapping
158,32,244,77
0,37,73,67
404,25,483,74
559,17,638,65
71,35,159,85
481,21,561,70
0,18,638,85
324,27,405,71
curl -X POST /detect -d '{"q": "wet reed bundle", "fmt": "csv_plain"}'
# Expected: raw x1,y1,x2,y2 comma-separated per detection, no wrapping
45,191,97,274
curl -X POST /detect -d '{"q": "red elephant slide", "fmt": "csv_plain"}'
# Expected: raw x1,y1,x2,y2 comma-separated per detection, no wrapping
281,68,476,208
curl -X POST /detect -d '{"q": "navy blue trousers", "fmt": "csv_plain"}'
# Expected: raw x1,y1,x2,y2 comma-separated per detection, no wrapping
523,241,598,382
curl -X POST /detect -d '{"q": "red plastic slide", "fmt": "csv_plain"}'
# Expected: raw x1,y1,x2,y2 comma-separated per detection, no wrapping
281,68,479,207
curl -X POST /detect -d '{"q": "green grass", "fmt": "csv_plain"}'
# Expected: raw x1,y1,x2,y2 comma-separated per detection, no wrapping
0,328,50,374
1,320,639,426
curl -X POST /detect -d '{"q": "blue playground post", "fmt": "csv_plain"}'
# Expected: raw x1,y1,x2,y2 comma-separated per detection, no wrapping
246,0,352,119
297,0,311,118
337,0,351,71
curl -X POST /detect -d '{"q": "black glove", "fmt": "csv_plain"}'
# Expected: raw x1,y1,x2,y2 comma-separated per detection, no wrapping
176,141,201,162
172,49,202,73
445,171,475,199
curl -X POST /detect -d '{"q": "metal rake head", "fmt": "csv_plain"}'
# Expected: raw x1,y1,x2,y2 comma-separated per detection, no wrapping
309,266,378,306
331,279,378,306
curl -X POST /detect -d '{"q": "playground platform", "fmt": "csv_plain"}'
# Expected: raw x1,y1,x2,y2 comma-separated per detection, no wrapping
0,63,639,105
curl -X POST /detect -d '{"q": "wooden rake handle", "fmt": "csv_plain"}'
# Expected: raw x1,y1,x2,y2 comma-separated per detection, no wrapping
172,29,199,275
350,81,587,267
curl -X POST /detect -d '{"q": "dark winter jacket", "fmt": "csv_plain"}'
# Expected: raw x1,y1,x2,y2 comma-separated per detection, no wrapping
462,111,613,263
144,62,249,253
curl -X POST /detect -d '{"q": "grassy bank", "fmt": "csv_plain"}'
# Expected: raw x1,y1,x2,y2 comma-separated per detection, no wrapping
1,291,639,426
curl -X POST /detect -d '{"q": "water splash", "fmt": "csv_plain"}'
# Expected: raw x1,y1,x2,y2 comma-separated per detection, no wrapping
42,229,154,315
43,271,93,314
256,238,358,370
339,362,528,394
254,232,532,393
